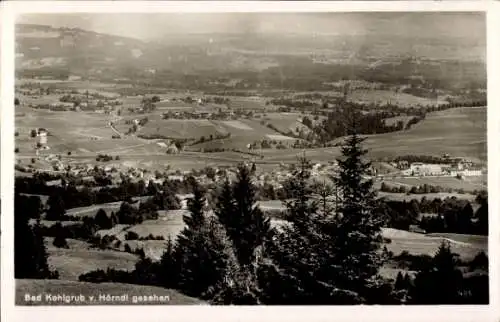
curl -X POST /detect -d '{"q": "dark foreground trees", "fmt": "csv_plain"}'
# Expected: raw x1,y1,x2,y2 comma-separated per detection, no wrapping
15,193,58,279
260,120,387,304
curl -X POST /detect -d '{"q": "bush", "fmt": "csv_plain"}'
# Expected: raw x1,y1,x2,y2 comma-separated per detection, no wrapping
125,231,139,240
53,235,69,249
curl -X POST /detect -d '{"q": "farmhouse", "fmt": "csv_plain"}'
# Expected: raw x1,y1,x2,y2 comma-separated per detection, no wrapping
449,168,483,177
37,128,48,147
407,163,445,176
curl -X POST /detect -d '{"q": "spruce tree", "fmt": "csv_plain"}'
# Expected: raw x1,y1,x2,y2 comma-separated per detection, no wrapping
331,117,385,297
15,193,52,279
53,235,69,249
265,155,361,304
174,179,234,298
220,164,272,266
411,241,463,304
174,214,236,299
46,193,66,220
95,208,112,230
214,178,235,233
183,180,206,231
395,271,404,290
158,236,177,288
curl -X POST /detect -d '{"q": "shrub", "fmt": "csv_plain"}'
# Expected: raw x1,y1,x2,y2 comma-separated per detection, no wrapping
125,231,139,240
53,235,69,249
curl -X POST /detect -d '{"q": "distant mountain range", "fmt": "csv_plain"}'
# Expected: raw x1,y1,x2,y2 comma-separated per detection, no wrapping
15,23,486,90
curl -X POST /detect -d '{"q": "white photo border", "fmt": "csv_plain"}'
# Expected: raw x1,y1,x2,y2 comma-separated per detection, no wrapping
1,2,499,322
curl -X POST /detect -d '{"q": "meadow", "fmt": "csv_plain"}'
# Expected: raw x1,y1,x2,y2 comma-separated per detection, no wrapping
376,191,477,202
364,107,487,162
380,175,487,193
137,119,228,140
347,89,449,107
382,228,487,261
16,279,204,305
45,237,138,280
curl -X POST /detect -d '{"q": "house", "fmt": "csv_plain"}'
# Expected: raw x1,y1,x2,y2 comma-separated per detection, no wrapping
409,163,444,176
37,129,48,146
166,144,179,154
448,166,483,177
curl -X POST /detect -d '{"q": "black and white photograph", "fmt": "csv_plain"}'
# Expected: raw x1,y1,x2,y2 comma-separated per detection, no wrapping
6,5,492,311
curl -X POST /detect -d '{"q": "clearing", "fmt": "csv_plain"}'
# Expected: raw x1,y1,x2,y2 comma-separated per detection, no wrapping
16,279,204,305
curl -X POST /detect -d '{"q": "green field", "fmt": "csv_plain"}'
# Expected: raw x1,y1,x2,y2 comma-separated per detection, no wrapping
66,201,124,218
347,89,448,107
364,107,487,162
382,228,487,261
227,96,268,110
15,106,145,156
138,119,227,139
257,112,320,136
188,118,296,151
376,191,477,202
16,279,204,305
380,175,487,193
45,237,138,280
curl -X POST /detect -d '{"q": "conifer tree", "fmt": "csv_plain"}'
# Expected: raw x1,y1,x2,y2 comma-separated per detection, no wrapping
174,180,234,298
15,193,53,279
158,236,177,289
183,180,206,231
411,241,463,304
214,178,235,232
46,193,66,220
265,155,360,304
395,271,405,290
53,234,69,249
331,114,385,297
221,164,272,266
95,208,112,230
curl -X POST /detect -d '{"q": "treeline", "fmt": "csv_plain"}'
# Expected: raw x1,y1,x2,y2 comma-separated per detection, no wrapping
380,182,466,194
389,247,488,304
394,155,454,165
313,107,415,143
379,193,488,235
15,175,191,211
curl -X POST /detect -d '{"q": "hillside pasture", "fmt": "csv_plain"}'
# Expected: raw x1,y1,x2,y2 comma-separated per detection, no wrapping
137,119,227,140
227,96,268,110
121,240,169,261
45,237,138,280
66,201,124,218
382,228,486,261
270,220,487,262
364,107,486,162
124,210,188,241
189,119,294,150
376,191,477,202
16,279,204,305
258,112,322,136
381,175,487,193
347,89,448,107
15,108,142,156
383,115,414,127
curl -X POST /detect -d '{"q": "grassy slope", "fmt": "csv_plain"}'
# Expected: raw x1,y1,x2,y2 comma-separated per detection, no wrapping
45,237,138,280
16,279,205,305
259,107,486,164
364,107,486,162
382,228,487,261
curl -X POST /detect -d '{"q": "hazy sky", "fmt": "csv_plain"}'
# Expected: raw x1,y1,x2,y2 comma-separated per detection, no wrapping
17,12,485,42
